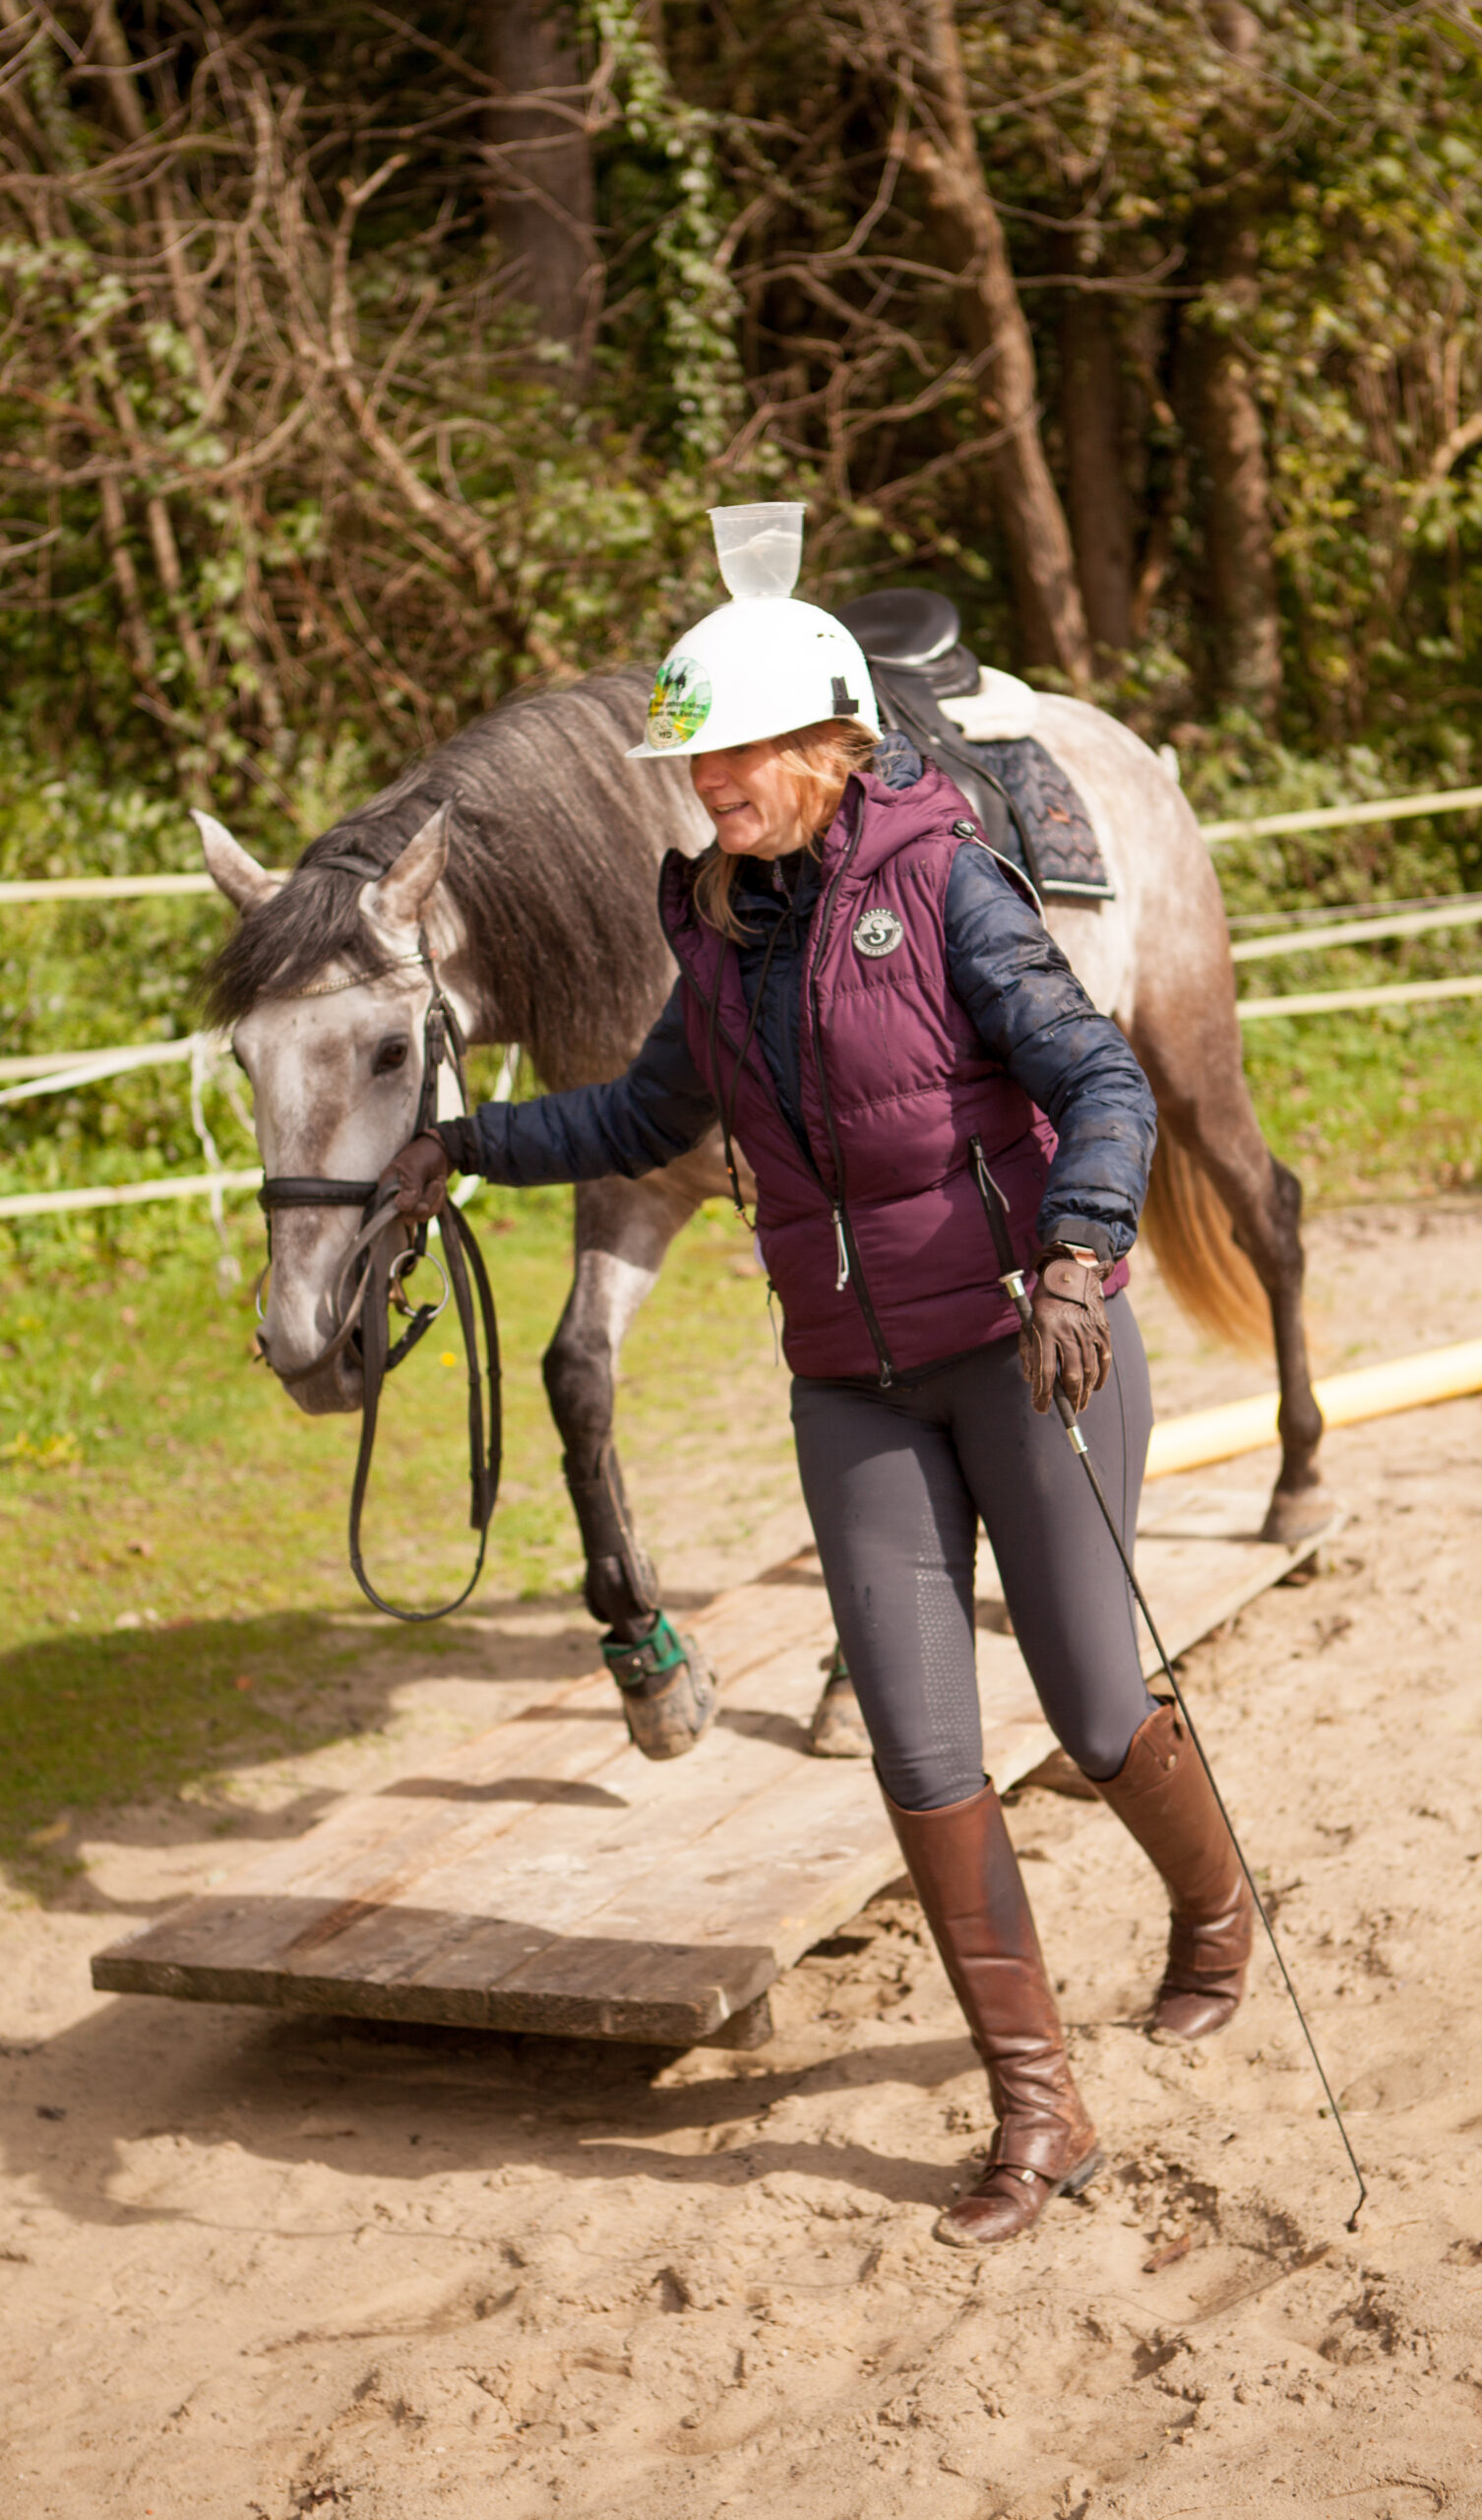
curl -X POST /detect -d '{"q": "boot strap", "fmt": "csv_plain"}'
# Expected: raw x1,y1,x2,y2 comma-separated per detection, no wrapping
988,2127,1083,2181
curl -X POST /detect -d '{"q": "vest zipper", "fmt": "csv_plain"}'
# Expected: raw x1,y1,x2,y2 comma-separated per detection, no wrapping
807,825,896,1389
832,1206,849,1292
678,863,898,1389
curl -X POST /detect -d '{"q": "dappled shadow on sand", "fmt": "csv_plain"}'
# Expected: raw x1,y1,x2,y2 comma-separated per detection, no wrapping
0,1596,605,1895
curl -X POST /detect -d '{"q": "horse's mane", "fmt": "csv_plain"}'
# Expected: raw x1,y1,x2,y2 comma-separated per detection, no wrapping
202,671,704,1087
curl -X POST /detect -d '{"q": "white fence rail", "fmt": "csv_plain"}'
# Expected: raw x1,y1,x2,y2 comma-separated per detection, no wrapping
1230,899,1482,961
0,872,224,903
1200,782,1482,845
0,1037,205,1104
0,775,1479,900
1237,973,1482,1022
0,1169,262,1221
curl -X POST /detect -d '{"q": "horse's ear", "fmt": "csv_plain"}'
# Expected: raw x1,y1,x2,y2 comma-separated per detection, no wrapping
369,800,451,929
193,809,283,912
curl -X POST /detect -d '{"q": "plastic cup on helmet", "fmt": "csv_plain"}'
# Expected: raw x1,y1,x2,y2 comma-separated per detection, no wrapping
710,504,806,600
627,503,881,758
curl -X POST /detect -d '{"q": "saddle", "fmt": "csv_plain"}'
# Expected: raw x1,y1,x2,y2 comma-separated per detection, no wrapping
838,590,1113,902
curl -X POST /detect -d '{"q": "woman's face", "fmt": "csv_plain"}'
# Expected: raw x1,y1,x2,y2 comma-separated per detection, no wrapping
691,739,807,860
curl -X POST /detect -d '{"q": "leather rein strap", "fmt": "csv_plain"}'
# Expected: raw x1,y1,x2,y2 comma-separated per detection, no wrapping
256,890,501,1622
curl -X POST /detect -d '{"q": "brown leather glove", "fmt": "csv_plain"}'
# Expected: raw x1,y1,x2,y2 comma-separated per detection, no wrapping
378,1129,450,1222
1019,1244,1112,1416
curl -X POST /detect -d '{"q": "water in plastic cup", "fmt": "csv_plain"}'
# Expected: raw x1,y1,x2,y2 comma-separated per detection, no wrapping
710,503,806,600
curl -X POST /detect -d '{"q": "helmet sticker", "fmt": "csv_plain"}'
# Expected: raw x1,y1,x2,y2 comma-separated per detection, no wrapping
852,906,904,959
647,655,712,750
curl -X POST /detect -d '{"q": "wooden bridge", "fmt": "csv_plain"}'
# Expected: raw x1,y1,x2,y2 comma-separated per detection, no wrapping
93,1467,1337,2048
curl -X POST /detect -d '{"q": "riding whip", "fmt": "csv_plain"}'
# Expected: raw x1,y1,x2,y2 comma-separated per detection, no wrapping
971,1140,1366,2233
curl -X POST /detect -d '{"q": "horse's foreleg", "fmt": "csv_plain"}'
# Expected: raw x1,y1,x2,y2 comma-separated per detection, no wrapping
542,1160,720,1757
1132,1000,1330,1546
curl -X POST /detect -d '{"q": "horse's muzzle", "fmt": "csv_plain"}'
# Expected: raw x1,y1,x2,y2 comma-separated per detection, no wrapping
260,1330,364,1416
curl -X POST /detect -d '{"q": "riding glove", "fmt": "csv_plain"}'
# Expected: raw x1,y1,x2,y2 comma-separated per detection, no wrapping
1020,1245,1112,1415
379,1129,450,1222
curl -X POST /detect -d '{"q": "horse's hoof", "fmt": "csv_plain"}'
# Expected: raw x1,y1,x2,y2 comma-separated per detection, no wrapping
605,1616,717,1761
809,1674,872,1759
1261,1485,1338,1548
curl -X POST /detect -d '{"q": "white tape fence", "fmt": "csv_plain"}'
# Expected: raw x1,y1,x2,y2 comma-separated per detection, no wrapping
0,769,1477,902
2,772,1480,1225
1200,782,1482,847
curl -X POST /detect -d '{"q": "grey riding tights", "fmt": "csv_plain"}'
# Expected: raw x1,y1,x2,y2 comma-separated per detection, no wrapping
790,1295,1156,1810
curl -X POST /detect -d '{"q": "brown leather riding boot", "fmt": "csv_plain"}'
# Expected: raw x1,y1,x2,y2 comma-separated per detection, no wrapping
1094,1701,1255,2040
886,1783,1103,2247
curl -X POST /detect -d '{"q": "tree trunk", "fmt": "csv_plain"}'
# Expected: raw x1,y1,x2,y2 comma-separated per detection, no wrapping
1058,290,1135,657
1182,208,1281,720
904,0,1091,686
1182,2,1281,721
484,2,600,373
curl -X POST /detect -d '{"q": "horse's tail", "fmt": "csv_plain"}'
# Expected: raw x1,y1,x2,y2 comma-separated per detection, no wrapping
1140,1132,1270,1356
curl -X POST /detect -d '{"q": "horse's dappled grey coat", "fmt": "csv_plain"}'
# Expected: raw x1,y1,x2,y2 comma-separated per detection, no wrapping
205,672,700,1090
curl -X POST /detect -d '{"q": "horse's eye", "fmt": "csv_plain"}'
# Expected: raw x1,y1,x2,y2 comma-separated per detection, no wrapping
373,1037,409,1075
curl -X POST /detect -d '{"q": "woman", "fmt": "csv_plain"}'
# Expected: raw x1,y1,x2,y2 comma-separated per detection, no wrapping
384,524,1254,2248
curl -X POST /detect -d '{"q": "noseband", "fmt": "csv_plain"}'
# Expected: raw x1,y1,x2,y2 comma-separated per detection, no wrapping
255,854,501,1622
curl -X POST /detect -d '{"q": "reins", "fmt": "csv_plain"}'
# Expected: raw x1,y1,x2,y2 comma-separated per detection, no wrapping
255,856,501,1621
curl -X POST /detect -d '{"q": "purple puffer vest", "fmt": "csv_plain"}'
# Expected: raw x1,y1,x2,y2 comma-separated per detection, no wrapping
660,763,1124,1381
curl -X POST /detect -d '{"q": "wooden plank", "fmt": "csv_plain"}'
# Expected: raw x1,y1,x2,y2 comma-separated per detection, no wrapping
1130,1483,1346,1668
93,1481,1341,2042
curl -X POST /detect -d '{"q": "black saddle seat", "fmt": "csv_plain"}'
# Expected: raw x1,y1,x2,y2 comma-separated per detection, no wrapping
839,588,959,667
838,589,981,701
834,587,1012,856
838,587,1114,907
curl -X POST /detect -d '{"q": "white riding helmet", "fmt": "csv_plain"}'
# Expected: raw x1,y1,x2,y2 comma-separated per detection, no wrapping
628,503,881,759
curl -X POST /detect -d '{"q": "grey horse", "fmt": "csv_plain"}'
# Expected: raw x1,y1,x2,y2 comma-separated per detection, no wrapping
200,665,1327,1722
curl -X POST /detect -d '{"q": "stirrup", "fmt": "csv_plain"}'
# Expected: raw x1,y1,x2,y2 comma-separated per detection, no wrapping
603,1613,717,1762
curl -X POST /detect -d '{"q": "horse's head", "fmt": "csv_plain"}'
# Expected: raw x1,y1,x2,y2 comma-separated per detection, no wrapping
201,802,473,1414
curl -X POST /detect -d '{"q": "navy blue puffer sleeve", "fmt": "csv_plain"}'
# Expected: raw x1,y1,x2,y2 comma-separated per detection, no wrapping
943,844,1156,1266
437,982,716,1184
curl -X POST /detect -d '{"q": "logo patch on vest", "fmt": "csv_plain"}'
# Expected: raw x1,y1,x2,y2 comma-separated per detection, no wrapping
852,905,904,960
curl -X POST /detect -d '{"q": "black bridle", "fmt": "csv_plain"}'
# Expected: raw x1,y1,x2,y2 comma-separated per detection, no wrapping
256,856,501,1621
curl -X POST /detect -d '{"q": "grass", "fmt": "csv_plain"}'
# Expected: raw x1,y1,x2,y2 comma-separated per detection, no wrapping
0,1184,782,1885
1242,998,1482,1202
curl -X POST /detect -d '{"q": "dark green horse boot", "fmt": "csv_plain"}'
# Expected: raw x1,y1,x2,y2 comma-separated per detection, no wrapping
603,1612,718,1760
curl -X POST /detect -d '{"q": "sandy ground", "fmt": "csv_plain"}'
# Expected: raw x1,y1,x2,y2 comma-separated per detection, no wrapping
3,1200,1482,2519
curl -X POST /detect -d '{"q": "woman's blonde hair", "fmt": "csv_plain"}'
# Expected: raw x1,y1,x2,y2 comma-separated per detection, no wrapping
692,718,881,939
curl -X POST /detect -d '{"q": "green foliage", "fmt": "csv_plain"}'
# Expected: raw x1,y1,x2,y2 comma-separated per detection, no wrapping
585,0,746,459
0,9,737,807
6,3,1482,776
953,1,1482,745
1242,1002,1482,1209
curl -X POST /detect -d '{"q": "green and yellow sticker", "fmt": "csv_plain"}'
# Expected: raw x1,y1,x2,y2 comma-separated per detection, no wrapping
647,654,712,750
